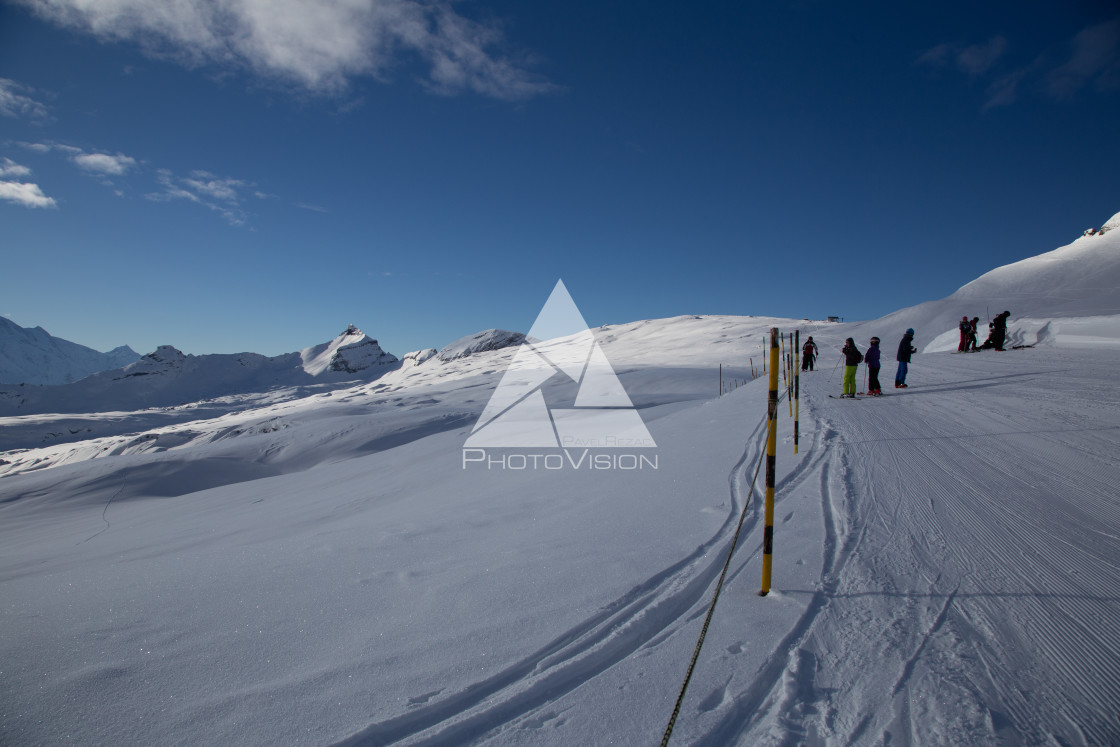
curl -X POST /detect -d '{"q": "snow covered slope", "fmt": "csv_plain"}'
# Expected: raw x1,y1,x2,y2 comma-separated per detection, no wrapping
2,215,1120,746
853,210,1120,353
0,315,138,385
0,325,398,417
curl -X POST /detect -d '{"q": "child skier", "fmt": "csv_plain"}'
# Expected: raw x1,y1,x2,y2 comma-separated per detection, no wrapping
801,336,818,371
895,328,916,388
958,316,971,352
865,337,882,395
841,338,863,398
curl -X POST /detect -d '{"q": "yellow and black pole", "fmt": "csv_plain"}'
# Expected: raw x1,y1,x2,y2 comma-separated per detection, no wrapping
794,330,800,455
760,327,779,596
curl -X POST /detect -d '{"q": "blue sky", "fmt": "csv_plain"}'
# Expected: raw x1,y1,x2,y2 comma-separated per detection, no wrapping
2,0,1119,357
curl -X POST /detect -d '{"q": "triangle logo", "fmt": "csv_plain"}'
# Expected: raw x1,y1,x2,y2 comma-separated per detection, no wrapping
465,280,656,449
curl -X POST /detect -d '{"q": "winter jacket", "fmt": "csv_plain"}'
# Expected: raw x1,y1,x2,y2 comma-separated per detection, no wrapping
842,343,863,366
896,334,916,362
865,344,880,368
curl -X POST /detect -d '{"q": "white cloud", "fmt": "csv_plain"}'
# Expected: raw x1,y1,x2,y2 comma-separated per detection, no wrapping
0,78,51,121
72,152,138,175
0,158,56,208
14,0,554,99
0,180,57,209
0,158,33,179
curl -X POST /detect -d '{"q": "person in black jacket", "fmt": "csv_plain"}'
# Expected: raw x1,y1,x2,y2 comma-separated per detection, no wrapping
865,337,882,395
895,328,916,388
801,336,818,371
992,311,1010,351
840,337,863,398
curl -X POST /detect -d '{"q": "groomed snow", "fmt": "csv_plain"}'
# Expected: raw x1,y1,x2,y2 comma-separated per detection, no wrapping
2,225,1120,745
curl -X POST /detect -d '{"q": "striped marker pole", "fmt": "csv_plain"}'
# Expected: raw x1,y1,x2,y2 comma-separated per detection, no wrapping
760,327,779,596
794,330,800,455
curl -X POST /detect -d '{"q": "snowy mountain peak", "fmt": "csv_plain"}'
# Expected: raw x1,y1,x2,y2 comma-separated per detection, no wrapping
300,326,397,376
0,316,140,385
120,345,189,378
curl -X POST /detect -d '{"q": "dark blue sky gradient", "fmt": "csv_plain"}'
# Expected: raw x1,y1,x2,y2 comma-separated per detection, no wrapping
1,0,1118,355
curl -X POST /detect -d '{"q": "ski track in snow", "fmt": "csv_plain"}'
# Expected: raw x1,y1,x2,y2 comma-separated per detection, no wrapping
333,406,775,745
717,352,1120,746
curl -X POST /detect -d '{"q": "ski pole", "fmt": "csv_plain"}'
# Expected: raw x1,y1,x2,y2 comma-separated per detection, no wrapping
827,353,843,384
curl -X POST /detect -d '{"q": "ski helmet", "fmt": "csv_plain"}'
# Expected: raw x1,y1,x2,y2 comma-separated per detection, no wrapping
962,316,968,321
870,336,880,344
905,328,915,336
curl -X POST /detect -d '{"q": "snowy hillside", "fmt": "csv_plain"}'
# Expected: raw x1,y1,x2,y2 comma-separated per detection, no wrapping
855,210,1120,354
0,325,398,418
0,315,138,385
1,220,1119,745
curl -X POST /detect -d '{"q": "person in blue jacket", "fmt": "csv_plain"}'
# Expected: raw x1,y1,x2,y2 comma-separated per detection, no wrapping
865,337,882,395
895,328,916,388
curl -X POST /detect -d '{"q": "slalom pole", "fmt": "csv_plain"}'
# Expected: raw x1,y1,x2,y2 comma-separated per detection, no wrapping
780,334,792,417
794,330,800,455
719,363,722,397
760,327,779,596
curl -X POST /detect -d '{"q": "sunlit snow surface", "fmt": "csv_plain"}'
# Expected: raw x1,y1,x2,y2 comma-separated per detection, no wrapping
2,228,1120,745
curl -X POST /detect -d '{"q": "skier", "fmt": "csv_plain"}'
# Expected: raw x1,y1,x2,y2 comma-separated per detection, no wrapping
801,336,818,371
865,337,882,395
895,328,916,388
958,316,971,352
992,310,1010,351
840,337,863,398
968,317,980,351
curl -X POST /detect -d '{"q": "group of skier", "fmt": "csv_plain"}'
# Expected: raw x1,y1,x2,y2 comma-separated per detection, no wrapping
834,329,915,397
799,309,1013,399
799,329,916,398
959,311,1011,352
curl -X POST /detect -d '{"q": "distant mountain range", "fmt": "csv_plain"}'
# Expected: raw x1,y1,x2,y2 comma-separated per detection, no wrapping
0,325,399,416
0,316,139,386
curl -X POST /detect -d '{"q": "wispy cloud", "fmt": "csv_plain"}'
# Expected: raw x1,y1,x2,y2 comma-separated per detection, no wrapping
1043,19,1120,100
149,169,262,225
918,19,1120,110
0,78,52,122
10,141,261,224
13,0,555,100
917,36,1009,77
0,159,57,208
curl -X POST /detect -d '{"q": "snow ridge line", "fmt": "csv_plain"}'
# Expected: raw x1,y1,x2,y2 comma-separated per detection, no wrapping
334,407,773,746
